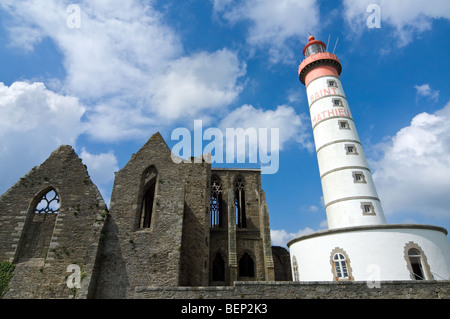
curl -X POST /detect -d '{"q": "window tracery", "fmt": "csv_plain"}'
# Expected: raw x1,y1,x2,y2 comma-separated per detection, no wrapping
210,175,223,228
235,176,246,228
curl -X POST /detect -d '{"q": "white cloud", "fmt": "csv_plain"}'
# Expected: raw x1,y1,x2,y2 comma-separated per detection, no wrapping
299,204,321,213
0,81,86,194
80,148,119,206
309,205,319,213
271,227,315,248
0,1,179,139
319,219,328,228
213,0,320,63
150,49,246,121
214,104,312,174
372,101,450,219
80,148,118,185
6,26,44,52
343,0,450,46
219,104,313,153
1,1,247,141
83,100,164,142
287,90,302,104
1,0,182,99
414,84,439,102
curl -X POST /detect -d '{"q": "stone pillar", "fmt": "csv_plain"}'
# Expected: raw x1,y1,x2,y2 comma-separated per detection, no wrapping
228,184,237,283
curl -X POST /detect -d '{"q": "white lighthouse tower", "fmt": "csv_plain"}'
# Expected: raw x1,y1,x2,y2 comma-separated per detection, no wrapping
288,36,450,282
299,36,386,229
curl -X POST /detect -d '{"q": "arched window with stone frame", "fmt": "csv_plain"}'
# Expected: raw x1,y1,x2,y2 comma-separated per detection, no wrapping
137,166,158,230
330,247,353,281
17,187,60,261
404,242,432,280
292,256,300,281
210,175,224,229
235,176,246,228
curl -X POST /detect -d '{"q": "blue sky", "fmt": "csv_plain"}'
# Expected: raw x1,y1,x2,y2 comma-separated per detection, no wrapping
1,0,450,248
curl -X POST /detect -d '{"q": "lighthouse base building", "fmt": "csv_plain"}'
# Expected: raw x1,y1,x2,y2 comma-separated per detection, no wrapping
288,224,450,282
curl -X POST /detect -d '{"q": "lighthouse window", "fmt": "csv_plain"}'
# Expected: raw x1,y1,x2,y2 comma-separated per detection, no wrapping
408,249,425,280
333,253,349,279
332,98,343,106
352,171,366,183
330,248,353,281
292,256,299,282
338,120,350,130
327,80,337,88
361,202,375,215
305,43,325,57
404,243,432,280
345,144,358,155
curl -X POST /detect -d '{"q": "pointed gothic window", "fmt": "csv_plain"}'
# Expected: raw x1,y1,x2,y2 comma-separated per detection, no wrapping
138,167,157,229
35,190,60,215
212,252,225,282
139,180,156,228
238,252,255,278
210,175,223,228
19,188,60,260
235,176,246,228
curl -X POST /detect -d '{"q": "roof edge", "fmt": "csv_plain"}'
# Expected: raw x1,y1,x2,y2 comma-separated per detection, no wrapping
287,224,449,247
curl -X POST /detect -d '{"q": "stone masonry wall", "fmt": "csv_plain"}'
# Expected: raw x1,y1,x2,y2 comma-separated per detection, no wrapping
0,145,107,299
134,280,450,299
209,169,274,283
179,157,211,286
94,133,186,298
272,246,292,281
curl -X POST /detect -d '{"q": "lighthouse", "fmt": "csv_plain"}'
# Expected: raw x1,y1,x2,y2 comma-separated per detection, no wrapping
299,36,386,229
288,36,450,282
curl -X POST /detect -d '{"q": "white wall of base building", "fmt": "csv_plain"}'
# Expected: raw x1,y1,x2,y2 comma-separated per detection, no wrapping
288,225,450,282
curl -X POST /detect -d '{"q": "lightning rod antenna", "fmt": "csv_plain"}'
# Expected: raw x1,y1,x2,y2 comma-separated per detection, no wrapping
326,34,330,52
332,37,339,54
